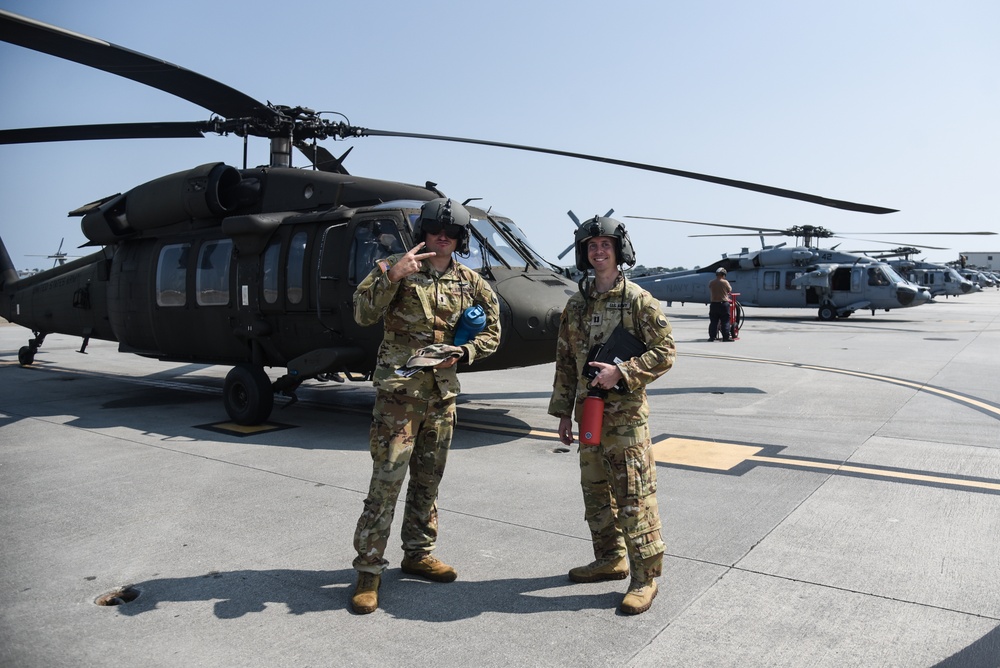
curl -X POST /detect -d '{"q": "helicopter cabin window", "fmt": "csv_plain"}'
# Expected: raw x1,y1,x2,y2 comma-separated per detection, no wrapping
196,239,233,306
156,243,190,307
262,241,280,304
350,219,405,284
785,271,803,290
287,231,308,305
763,270,780,290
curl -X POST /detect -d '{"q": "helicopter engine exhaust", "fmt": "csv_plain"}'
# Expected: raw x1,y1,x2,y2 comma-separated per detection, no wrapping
82,163,244,243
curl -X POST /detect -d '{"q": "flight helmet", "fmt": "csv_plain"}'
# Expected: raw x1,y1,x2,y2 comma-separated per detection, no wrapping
415,198,472,254
573,216,636,271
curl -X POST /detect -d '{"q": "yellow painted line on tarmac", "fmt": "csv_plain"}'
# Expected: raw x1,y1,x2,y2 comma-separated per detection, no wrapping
748,455,1000,492
650,436,1000,494
461,422,562,440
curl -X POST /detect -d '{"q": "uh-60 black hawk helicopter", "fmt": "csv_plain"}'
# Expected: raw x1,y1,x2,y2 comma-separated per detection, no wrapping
0,10,898,425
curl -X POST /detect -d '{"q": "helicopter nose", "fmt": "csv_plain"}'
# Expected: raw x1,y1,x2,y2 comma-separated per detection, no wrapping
896,284,930,306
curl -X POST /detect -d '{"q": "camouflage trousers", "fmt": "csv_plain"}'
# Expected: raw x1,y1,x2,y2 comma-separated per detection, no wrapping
578,421,664,582
353,390,456,575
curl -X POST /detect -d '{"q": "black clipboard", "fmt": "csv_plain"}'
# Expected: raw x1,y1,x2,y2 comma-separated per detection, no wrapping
583,324,646,393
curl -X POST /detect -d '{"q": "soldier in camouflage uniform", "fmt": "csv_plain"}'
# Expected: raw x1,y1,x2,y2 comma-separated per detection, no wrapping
350,198,501,614
548,216,675,615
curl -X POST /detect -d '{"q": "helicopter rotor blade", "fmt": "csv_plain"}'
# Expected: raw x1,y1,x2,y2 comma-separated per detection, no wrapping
1,9,900,215
0,121,215,144
834,236,950,250
293,140,351,174
350,128,898,215
688,232,786,238
838,231,997,236
628,216,995,241
626,216,790,233
0,10,276,122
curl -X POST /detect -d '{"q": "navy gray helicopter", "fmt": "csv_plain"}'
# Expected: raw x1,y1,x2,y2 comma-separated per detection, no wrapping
0,10,900,424
626,218,995,320
851,247,975,298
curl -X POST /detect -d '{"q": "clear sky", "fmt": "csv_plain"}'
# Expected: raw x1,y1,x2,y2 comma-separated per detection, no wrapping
1,0,998,272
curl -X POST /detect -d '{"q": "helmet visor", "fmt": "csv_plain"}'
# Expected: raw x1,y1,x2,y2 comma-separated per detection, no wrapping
422,222,465,239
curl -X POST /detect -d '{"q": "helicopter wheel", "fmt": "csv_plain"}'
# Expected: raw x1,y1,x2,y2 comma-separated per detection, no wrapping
223,364,274,426
18,346,35,366
817,305,837,321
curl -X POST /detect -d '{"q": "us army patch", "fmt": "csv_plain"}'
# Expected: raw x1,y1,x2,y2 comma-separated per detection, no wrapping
657,315,668,327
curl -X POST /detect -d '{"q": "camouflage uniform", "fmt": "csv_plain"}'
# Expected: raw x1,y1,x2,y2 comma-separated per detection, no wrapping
352,253,500,575
548,274,675,582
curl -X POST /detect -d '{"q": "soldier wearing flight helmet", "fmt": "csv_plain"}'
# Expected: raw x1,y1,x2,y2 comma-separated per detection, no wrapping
548,216,676,615
350,198,501,614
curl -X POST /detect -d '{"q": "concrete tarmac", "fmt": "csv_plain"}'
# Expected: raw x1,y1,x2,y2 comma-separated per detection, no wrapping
1,291,998,667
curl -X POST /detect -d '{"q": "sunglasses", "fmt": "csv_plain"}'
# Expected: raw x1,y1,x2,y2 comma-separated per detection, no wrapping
423,222,464,240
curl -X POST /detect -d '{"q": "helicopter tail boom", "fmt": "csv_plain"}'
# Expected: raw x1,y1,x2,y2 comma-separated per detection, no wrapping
0,236,18,294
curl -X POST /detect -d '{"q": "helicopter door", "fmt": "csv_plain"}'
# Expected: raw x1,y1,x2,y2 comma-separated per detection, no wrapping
316,215,406,332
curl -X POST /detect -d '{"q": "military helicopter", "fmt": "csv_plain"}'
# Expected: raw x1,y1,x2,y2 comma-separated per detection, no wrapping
0,10,899,424
850,247,975,298
626,217,995,320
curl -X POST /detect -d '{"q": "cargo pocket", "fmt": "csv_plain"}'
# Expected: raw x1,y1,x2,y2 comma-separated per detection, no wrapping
625,443,657,499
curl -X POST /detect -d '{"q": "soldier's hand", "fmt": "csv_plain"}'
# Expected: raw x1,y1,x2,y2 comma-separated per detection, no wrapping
588,361,624,391
558,416,575,446
387,243,437,282
434,356,459,370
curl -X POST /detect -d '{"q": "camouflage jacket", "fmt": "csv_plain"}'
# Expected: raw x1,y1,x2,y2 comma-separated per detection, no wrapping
548,274,675,426
353,254,501,400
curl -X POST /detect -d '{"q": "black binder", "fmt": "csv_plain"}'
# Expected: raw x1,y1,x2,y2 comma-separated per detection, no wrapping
583,324,646,393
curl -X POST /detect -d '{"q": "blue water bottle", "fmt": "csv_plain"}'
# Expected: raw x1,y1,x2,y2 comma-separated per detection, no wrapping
454,305,486,345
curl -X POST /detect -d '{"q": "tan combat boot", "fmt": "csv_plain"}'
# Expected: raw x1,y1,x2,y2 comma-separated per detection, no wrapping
400,554,458,582
620,579,658,615
351,572,381,614
568,555,629,583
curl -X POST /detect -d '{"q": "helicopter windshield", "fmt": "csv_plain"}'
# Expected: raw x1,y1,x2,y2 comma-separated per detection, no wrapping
461,216,559,272
881,264,907,284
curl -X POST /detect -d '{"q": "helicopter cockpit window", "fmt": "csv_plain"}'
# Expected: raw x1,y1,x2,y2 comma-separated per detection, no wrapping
287,231,308,305
350,219,405,285
463,217,531,271
867,266,891,286
156,243,190,307
196,239,233,306
882,264,906,284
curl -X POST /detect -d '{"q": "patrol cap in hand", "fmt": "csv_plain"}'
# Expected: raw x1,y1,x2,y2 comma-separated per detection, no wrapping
404,344,464,368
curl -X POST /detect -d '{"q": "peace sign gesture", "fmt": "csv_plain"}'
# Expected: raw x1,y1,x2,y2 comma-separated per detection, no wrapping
387,242,437,282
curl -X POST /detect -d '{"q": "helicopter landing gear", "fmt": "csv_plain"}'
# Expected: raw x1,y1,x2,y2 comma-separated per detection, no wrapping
817,304,837,321
223,364,274,426
18,332,47,366
18,346,34,366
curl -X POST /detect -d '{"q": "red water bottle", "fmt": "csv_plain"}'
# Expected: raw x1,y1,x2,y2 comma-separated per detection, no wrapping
580,389,607,446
